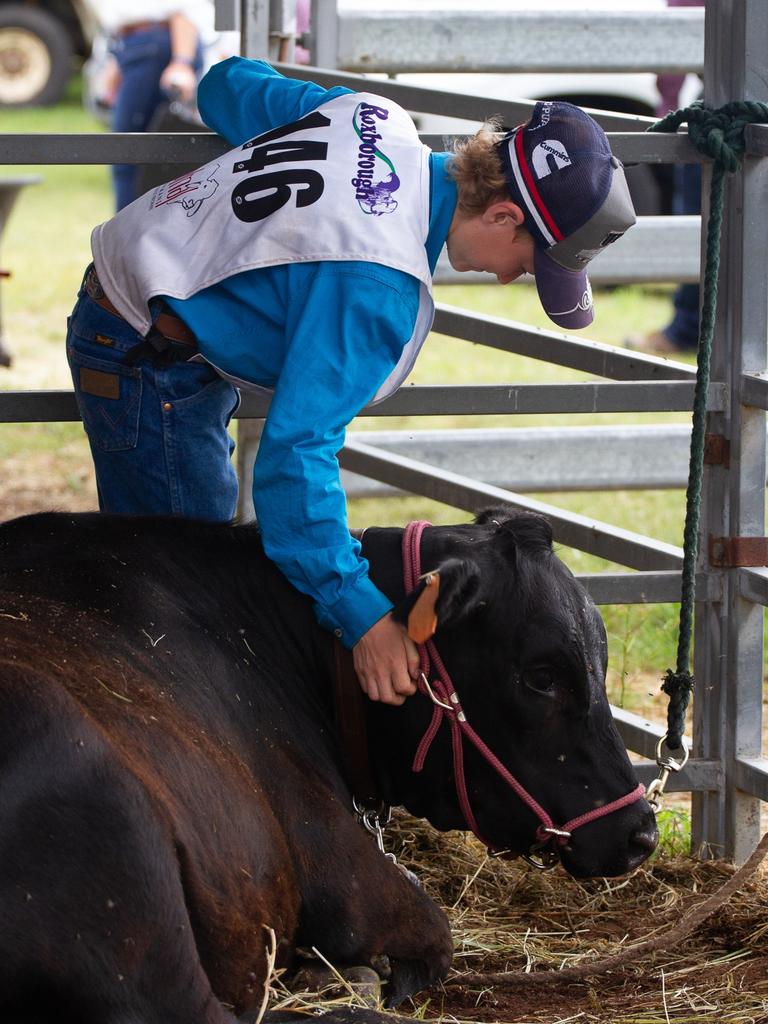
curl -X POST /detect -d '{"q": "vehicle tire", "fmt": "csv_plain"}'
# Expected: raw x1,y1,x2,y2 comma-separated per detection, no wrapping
0,5,74,107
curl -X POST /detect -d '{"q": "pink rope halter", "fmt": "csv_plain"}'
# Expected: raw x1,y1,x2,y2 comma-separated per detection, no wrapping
402,520,645,865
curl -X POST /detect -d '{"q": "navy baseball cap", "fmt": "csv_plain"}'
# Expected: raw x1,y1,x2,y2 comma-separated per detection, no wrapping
496,101,636,330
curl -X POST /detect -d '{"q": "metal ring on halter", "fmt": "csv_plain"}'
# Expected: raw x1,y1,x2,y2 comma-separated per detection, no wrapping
353,800,393,856
521,846,560,870
352,797,392,828
420,673,453,711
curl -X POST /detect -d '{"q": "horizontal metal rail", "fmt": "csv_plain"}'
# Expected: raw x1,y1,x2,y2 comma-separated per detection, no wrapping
333,7,704,75
273,63,657,132
360,382,724,416
432,306,697,381
631,760,723,793
0,133,228,165
431,132,703,164
746,123,768,156
435,216,702,286
740,372,768,410
738,567,768,607
732,757,768,803
580,572,682,605
340,440,685,570
0,380,725,424
577,570,719,607
0,130,705,166
341,424,744,495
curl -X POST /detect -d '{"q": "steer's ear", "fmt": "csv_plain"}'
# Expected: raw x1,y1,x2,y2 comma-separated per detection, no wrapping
393,558,482,642
476,506,554,560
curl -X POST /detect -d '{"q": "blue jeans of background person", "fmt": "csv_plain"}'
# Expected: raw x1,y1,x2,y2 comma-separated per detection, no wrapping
109,25,202,211
666,162,702,351
66,278,239,520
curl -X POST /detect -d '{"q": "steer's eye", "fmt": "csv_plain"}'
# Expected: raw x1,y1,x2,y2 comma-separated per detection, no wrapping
521,667,556,697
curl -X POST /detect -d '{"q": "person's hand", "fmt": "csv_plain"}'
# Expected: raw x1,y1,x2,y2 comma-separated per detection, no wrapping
99,55,122,108
160,60,197,104
352,613,420,705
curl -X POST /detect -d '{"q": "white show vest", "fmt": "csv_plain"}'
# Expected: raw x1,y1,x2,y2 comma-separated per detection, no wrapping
92,92,436,403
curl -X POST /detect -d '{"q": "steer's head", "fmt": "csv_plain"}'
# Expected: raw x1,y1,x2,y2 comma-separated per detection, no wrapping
363,507,658,878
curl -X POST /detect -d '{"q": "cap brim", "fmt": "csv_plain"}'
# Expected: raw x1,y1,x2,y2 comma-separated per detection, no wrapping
534,248,594,330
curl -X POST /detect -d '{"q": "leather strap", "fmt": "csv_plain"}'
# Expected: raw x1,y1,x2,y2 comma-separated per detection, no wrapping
333,639,380,806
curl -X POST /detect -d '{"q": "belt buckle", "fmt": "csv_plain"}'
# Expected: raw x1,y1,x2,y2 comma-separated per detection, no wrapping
85,267,105,301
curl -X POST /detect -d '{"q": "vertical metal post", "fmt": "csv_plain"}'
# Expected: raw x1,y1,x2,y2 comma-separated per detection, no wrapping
266,0,299,62
692,0,768,862
214,0,241,31
310,0,339,67
239,0,298,58
240,0,270,59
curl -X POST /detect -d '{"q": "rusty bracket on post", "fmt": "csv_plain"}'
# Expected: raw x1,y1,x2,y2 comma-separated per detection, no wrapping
709,536,768,568
704,433,730,467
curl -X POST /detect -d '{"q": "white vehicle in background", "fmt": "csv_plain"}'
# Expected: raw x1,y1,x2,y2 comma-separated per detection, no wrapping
386,0,702,214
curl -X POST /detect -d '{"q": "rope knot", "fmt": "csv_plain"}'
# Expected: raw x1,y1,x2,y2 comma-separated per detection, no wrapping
648,99,768,174
661,668,695,750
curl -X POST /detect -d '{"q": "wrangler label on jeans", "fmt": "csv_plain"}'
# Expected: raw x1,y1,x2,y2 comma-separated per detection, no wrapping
80,368,120,400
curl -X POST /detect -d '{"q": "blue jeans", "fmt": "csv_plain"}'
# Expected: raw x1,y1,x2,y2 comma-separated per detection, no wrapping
110,25,202,211
666,163,702,351
67,278,240,521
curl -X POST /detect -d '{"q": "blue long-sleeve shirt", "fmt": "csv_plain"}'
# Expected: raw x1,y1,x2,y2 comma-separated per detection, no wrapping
164,58,457,645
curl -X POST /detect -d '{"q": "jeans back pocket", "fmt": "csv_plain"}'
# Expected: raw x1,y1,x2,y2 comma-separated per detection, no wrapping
68,338,142,453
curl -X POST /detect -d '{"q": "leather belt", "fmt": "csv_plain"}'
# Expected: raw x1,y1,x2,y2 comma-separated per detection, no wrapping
117,21,169,37
84,266,197,348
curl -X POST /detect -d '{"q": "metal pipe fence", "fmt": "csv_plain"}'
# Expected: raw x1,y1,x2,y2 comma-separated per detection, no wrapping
0,0,765,859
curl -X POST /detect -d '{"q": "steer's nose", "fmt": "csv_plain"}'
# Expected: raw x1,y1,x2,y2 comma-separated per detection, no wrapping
627,822,659,869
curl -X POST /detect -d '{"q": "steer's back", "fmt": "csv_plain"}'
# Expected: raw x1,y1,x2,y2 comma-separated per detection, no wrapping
0,512,311,1021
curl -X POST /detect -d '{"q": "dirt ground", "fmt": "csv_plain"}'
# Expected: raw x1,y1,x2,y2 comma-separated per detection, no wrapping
0,448,97,521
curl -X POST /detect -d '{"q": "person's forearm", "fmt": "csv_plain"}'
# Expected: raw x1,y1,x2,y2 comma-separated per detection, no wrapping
168,13,198,65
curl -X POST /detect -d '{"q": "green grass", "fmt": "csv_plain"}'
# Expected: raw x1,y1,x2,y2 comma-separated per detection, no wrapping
654,807,693,857
0,94,757,722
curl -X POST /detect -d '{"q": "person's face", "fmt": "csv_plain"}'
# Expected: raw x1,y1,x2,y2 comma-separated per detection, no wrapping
446,200,535,285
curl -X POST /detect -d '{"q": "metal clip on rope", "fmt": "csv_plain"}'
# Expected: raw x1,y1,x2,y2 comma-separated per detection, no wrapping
353,798,396,861
646,736,690,813
353,798,423,887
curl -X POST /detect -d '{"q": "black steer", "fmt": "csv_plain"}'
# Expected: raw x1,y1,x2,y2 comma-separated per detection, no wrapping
0,508,656,1024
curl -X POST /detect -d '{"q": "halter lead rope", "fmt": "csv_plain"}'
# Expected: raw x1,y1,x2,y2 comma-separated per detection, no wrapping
643,100,768,800
402,520,645,866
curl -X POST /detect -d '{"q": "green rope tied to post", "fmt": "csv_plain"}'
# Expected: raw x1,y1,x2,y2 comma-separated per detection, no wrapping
646,100,768,750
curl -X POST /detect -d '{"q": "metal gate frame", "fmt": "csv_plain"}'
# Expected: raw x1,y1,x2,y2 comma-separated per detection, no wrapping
0,0,765,861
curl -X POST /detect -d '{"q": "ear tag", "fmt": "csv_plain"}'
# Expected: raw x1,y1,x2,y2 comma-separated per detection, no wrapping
407,573,440,643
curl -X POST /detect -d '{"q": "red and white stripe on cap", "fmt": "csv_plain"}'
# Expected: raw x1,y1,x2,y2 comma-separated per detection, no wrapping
508,129,564,248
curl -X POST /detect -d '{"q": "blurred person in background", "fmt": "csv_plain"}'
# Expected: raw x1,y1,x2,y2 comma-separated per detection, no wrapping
626,0,702,356
90,2,213,210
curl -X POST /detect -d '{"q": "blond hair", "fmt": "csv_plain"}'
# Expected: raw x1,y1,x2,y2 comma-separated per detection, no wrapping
447,118,511,215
